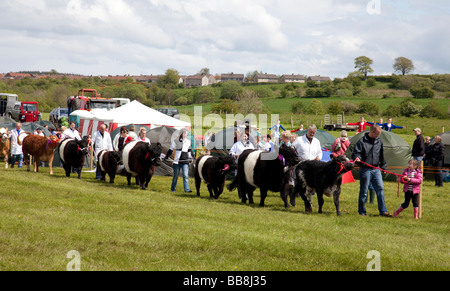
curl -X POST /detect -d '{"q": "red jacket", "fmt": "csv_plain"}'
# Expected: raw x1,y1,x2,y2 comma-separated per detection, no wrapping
401,168,423,194
348,121,371,132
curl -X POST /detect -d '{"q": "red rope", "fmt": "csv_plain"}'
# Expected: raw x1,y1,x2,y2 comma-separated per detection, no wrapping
356,160,404,197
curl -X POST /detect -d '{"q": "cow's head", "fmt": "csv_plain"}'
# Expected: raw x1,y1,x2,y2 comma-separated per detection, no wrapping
217,155,237,174
77,136,90,155
279,143,301,166
47,135,60,148
0,128,8,143
331,154,354,174
147,142,162,166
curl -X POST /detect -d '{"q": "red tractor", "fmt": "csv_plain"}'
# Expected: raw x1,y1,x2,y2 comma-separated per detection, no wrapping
7,101,41,122
67,89,118,114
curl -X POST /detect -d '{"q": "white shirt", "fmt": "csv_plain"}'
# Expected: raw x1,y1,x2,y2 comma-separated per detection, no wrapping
292,135,322,161
169,138,192,164
92,130,113,161
10,128,23,155
62,128,81,140
230,140,255,160
137,136,151,144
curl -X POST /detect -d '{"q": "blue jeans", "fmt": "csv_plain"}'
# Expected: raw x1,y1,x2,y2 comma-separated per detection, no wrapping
171,163,190,192
413,156,423,162
11,154,23,168
359,167,388,215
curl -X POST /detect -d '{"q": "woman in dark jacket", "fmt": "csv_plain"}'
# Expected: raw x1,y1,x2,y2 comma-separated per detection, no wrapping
428,136,445,187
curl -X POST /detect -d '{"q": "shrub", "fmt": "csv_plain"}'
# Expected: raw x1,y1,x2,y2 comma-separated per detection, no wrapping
420,101,447,119
401,102,422,117
356,101,380,116
291,100,305,114
211,99,237,113
410,87,435,98
253,87,274,98
383,105,402,117
307,99,325,115
174,96,188,106
336,89,353,98
327,101,343,115
366,78,376,87
341,101,358,115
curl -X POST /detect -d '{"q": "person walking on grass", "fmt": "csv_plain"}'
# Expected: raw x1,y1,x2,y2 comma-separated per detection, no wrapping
394,159,423,219
165,129,194,193
352,124,392,217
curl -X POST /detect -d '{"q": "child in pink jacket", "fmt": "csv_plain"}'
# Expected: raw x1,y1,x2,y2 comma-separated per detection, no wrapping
394,159,423,219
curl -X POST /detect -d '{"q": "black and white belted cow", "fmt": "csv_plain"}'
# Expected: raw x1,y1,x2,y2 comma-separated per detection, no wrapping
121,141,162,190
290,154,354,216
97,150,122,183
227,144,300,207
57,136,90,179
194,154,237,199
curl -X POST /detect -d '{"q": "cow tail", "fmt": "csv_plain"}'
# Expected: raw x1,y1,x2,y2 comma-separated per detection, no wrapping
227,175,238,192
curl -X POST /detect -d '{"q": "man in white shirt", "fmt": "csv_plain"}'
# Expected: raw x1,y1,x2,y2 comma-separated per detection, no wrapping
93,124,113,179
292,124,322,162
9,123,24,168
62,121,81,140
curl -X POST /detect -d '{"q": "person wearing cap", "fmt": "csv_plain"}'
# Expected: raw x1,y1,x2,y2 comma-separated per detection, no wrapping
412,128,425,161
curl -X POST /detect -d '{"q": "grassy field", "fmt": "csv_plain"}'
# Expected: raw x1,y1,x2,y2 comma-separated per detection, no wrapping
0,165,448,271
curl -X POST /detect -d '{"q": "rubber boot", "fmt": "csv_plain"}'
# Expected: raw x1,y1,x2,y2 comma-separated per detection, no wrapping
414,207,419,220
394,205,404,218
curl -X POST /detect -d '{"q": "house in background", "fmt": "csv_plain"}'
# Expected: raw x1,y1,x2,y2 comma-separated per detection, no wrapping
280,74,306,83
4,72,32,80
307,75,332,82
184,74,216,88
221,73,245,83
253,73,278,83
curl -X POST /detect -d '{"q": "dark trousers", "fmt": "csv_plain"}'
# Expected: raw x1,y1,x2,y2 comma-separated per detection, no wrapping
401,191,419,209
433,160,443,187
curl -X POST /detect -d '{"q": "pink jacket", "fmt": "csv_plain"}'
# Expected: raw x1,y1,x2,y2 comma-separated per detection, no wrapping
400,168,423,194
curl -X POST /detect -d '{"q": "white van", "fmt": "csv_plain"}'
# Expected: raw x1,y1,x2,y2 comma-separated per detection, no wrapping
0,93,19,116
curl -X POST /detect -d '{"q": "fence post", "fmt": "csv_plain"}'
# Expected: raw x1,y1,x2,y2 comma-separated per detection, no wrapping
419,160,423,218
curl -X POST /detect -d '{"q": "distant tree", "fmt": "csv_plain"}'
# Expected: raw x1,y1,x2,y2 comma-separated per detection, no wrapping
236,89,264,114
393,57,415,75
157,68,180,89
354,56,374,81
198,68,210,75
221,81,242,100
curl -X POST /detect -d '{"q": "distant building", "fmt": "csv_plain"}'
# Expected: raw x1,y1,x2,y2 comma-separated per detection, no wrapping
307,75,332,82
221,73,245,83
4,72,32,80
184,74,216,88
253,73,278,83
280,74,306,83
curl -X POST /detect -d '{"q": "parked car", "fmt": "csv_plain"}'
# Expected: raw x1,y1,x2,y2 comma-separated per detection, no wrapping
157,108,180,119
49,107,69,126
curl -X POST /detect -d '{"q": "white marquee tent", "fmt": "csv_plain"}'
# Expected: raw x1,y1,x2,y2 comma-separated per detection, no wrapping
69,100,191,137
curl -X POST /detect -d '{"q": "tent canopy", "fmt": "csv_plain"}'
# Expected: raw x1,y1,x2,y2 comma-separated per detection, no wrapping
292,129,336,150
346,130,412,179
70,100,191,137
431,131,450,166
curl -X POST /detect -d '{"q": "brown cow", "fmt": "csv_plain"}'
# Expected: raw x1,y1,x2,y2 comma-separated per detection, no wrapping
0,128,10,168
19,133,60,174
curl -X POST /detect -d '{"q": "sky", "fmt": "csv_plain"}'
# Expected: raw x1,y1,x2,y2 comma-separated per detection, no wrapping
1,0,449,79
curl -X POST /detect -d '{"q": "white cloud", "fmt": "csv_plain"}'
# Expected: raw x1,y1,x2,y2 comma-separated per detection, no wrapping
0,0,448,77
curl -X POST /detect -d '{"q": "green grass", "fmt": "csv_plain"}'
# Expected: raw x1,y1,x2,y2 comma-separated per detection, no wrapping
0,166,448,271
